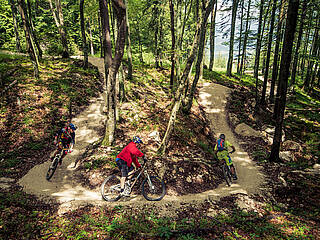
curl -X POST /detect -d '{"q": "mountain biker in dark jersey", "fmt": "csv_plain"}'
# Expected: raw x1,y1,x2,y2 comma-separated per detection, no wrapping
214,134,237,180
53,122,77,165
115,136,144,196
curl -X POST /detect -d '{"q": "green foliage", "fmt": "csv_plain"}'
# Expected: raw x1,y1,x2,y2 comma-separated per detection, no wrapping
0,0,14,48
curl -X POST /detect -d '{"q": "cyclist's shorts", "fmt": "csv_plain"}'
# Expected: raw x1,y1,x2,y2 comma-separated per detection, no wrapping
226,156,233,166
116,158,134,177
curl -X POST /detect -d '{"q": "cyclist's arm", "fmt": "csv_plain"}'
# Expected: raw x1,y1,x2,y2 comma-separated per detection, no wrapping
229,146,236,154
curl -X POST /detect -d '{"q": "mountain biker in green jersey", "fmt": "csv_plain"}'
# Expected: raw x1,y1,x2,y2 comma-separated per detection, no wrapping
214,134,237,180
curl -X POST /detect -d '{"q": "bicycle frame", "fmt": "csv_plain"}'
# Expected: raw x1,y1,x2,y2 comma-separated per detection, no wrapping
127,160,148,190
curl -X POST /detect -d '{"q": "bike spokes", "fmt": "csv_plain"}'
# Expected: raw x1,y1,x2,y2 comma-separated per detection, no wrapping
46,155,59,181
101,175,122,202
142,176,166,201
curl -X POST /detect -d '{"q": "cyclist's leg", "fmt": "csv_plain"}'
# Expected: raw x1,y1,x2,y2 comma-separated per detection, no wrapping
127,165,135,180
227,156,237,180
116,159,129,193
59,143,68,164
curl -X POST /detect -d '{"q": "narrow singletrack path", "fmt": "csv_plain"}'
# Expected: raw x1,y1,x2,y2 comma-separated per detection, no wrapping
18,58,266,212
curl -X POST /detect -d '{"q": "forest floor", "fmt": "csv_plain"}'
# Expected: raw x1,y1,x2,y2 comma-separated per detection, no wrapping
1,53,319,239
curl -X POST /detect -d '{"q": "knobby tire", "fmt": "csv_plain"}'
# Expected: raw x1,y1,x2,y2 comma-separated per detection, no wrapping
101,175,122,202
46,155,59,181
222,165,232,187
142,176,166,201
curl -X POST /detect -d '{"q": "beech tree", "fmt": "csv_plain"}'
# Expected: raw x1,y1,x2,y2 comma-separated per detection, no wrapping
99,0,126,146
48,0,69,58
80,0,88,68
159,0,215,154
17,0,39,78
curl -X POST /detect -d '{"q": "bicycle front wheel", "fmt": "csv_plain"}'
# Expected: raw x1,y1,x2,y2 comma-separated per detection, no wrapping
222,165,232,187
101,175,121,202
46,155,59,181
142,176,166,201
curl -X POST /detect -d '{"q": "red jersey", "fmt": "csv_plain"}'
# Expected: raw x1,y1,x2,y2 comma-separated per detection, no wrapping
117,142,143,168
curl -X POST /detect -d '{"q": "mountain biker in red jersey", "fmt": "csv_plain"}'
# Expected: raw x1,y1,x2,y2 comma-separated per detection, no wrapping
53,122,77,165
116,136,144,196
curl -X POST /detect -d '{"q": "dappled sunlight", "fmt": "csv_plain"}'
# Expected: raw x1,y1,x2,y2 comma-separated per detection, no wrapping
206,108,223,113
51,184,101,202
233,155,251,163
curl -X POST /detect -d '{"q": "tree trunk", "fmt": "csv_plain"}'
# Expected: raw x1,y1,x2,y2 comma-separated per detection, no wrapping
100,0,126,146
88,20,95,55
239,0,251,75
48,0,69,58
98,10,104,58
80,0,88,68
269,0,299,162
124,0,133,80
183,0,215,114
137,24,143,63
226,0,239,76
269,0,284,104
254,0,264,106
303,17,319,91
237,0,244,74
26,0,42,58
290,0,308,88
169,0,176,91
8,0,22,52
158,0,215,154
209,0,217,71
260,0,277,107
17,0,39,78
300,16,312,76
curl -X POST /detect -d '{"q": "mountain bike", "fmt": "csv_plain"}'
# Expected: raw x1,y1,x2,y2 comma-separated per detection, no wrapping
221,152,237,187
101,159,166,201
46,146,69,181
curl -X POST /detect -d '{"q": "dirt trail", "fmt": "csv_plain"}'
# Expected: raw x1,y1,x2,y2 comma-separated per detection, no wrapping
18,58,266,212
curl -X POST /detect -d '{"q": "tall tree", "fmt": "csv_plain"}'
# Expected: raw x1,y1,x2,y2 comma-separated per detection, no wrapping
237,0,244,74
226,0,239,76
100,0,126,145
26,0,42,58
169,0,176,91
183,0,215,114
239,0,251,75
269,0,285,104
17,0,39,78
303,16,319,91
254,0,264,106
290,0,308,88
8,0,22,52
209,0,217,71
80,0,88,68
260,0,277,106
48,0,69,58
159,0,215,154
124,0,133,80
269,0,300,162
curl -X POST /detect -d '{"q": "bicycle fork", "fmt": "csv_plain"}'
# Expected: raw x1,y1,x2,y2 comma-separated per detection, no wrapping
145,171,155,192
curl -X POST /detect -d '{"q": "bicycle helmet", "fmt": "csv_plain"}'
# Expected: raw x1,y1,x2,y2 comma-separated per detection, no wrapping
219,134,225,140
69,123,77,130
132,136,143,144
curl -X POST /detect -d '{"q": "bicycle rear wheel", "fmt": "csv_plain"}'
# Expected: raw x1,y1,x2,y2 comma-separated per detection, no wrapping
222,165,232,187
101,175,122,202
142,176,166,201
46,155,59,181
